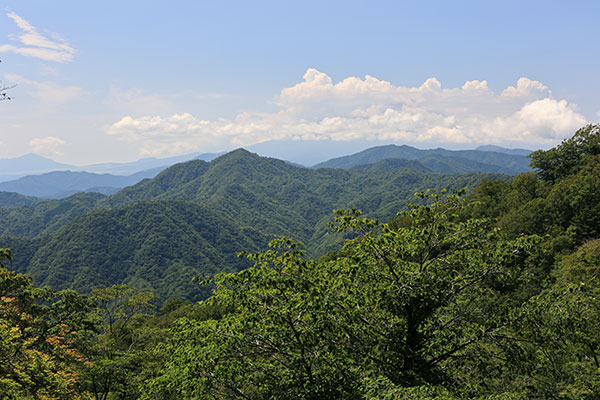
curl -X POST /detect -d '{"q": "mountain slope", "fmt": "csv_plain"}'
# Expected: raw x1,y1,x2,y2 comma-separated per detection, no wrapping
6,200,267,302
0,191,45,208
102,149,502,251
475,145,532,156
0,192,104,238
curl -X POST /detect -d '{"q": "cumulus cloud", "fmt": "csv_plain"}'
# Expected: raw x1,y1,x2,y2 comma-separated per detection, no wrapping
106,69,588,157
29,136,66,156
4,73,84,104
0,12,75,62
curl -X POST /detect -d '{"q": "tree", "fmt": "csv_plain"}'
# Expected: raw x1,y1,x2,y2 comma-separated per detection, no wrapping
82,284,155,400
0,248,95,399
144,192,539,399
529,124,600,183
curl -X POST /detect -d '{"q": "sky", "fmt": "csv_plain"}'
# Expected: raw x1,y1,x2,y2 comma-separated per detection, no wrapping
0,0,599,165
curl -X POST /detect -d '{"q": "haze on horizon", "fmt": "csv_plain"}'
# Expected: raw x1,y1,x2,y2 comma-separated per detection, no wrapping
1,0,599,165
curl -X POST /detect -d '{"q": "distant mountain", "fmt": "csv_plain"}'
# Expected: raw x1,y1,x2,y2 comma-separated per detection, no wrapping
78,152,223,175
475,145,532,156
0,152,223,182
313,144,532,175
0,154,74,182
0,168,163,198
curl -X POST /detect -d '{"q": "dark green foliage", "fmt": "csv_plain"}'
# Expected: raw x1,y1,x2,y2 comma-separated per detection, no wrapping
2,125,600,399
13,201,266,303
529,124,600,183
0,192,103,238
146,193,539,399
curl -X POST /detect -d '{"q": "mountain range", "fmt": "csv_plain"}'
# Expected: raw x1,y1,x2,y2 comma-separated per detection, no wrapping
313,144,532,174
0,151,222,183
0,148,508,303
0,143,531,199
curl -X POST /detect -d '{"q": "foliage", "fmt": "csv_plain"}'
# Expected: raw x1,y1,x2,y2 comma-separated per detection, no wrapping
145,192,539,399
0,248,96,399
529,124,600,183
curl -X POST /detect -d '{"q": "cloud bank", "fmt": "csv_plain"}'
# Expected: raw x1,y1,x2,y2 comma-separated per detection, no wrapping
0,12,75,62
107,69,587,157
29,136,66,156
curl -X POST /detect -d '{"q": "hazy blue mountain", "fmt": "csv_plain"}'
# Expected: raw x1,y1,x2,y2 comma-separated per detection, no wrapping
419,154,526,175
475,144,532,156
0,168,163,198
0,152,223,182
0,153,74,182
313,144,531,174
79,152,223,175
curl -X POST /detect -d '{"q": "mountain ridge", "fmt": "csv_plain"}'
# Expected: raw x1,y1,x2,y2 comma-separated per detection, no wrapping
313,144,532,174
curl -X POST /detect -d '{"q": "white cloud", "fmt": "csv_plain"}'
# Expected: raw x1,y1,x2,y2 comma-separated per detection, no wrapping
106,69,588,157
501,77,551,98
29,136,66,156
0,12,75,62
4,73,84,104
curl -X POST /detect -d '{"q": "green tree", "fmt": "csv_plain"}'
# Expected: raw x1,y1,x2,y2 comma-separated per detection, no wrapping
144,192,538,399
0,248,96,399
82,284,155,400
529,124,600,183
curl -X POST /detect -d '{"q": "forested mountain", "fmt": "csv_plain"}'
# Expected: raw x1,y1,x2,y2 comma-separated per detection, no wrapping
0,149,499,303
0,168,163,198
5,201,267,302
0,192,104,238
100,149,499,253
313,143,531,174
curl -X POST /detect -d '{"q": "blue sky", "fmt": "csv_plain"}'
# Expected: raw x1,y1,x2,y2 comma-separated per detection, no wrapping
1,0,599,164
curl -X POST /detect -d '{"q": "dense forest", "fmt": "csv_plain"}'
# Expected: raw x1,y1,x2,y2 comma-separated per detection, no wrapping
1,124,600,399
0,149,501,304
